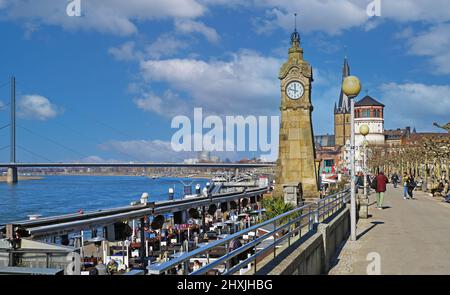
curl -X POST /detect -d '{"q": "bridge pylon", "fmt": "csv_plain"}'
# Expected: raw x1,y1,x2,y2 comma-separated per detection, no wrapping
6,167,18,184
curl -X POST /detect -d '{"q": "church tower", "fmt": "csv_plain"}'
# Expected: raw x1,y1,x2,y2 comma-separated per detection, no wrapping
334,56,351,147
274,23,319,199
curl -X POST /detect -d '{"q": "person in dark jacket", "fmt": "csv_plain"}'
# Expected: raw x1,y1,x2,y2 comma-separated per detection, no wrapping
407,175,417,199
376,171,389,209
391,173,399,188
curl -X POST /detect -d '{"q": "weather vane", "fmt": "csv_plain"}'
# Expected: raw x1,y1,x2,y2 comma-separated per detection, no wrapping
294,12,297,31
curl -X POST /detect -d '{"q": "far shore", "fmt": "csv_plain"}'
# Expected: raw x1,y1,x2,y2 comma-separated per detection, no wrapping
0,174,211,180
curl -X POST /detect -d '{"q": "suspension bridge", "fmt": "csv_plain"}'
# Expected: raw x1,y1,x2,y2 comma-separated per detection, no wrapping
0,76,275,184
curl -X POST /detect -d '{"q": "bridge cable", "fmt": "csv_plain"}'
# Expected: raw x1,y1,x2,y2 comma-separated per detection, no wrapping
17,145,53,162
17,124,90,159
16,80,140,139
53,120,146,162
0,145,9,152
14,80,160,161
0,102,10,111
0,124,10,131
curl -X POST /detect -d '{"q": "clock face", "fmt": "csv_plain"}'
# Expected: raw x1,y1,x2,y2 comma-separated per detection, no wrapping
286,81,304,100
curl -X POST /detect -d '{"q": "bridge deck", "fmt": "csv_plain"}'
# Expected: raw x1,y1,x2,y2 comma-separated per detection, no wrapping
329,184,450,275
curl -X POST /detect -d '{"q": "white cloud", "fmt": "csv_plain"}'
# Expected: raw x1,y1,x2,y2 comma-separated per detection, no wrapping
0,100,5,110
379,82,450,130
1,0,206,36
139,49,282,115
108,41,142,61
18,94,63,120
175,19,220,43
252,1,368,35
2,0,450,37
134,90,190,117
381,0,450,23
109,35,189,62
250,0,450,35
99,137,245,162
401,24,450,74
146,34,189,59
80,155,120,163
99,139,196,162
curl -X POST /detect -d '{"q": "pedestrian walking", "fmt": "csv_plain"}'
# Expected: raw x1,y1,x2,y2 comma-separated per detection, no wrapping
375,171,389,209
356,172,364,194
407,175,417,199
391,173,399,188
402,172,410,199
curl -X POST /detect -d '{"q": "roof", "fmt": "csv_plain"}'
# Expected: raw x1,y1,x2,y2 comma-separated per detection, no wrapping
355,96,385,107
335,57,351,114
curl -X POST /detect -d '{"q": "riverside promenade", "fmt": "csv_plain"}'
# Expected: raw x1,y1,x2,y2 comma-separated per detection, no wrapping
329,185,450,275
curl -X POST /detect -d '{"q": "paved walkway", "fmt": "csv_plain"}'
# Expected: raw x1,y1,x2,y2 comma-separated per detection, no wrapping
329,185,450,275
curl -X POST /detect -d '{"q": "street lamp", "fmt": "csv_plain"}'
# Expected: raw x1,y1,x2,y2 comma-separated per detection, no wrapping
359,124,370,198
342,75,361,242
360,124,370,198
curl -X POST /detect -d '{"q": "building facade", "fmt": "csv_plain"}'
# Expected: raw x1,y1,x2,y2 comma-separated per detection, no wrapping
354,95,386,172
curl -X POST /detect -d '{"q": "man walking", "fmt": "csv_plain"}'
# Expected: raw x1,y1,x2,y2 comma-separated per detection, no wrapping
391,173,399,188
376,171,389,210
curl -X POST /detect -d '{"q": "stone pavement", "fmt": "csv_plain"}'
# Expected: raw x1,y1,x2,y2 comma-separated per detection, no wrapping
329,185,450,275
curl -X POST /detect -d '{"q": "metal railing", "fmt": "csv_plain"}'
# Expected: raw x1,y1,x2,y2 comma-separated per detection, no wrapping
147,188,350,275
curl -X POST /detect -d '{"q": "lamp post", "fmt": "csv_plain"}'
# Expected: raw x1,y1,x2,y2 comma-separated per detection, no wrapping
360,124,370,198
342,76,361,242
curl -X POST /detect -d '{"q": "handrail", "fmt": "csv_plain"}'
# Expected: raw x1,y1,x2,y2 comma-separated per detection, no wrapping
147,188,350,275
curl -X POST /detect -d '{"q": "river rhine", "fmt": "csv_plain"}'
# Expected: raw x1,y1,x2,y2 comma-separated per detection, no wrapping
0,175,208,224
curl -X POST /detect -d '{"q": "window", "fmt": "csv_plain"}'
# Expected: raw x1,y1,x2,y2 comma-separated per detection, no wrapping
324,159,334,167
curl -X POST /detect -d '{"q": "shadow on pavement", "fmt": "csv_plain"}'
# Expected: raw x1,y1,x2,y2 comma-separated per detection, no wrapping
357,221,384,240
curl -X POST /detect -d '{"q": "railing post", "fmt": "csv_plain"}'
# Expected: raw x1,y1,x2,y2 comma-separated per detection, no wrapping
273,221,277,258
8,250,14,267
46,253,51,268
288,216,291,247
254,245,257,273
308,206,313,231
225,243,230,272
184,260,189,275
314,205,319,224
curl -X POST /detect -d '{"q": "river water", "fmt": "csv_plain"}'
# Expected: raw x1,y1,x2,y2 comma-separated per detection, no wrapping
0,175,208,224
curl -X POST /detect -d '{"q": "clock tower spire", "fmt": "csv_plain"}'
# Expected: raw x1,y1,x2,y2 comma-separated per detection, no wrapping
274,15,319,201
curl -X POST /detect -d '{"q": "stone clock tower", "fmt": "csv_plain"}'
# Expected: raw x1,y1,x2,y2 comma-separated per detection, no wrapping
274,28,319,199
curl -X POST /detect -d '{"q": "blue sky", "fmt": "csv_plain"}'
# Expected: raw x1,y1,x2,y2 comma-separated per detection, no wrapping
0,0,449,163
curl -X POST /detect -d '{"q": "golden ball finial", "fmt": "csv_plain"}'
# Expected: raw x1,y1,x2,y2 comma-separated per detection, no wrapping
342,76,361,98
359,124,370,136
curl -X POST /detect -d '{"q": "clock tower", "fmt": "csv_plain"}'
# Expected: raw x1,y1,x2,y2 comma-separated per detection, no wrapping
274,26,319,199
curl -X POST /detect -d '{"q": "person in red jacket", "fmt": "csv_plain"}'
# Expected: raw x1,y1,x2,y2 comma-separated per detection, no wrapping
375,171,389,209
